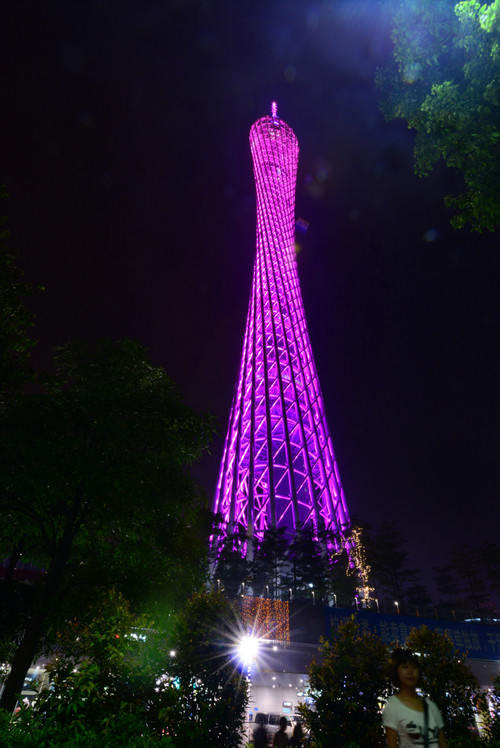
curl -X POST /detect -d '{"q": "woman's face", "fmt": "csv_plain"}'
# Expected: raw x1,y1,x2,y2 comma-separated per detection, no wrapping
397,661,419,688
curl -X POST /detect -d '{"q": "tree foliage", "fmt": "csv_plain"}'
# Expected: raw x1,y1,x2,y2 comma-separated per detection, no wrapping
480,669,500,742
160,590,248,748
299,617,389,748
15,589,170,743
211,522,359,605
405,625,480,739
377,0,500,231
251,527,290,599
0,590,247,747
300,618,484,747
323,540,359,609
211,523,250,599
0,338,215,712
433,541,500,618
361,521,423,613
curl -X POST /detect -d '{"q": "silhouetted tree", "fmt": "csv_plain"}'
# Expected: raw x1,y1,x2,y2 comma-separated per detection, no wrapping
212,523,249,599
0,339,215,712
285,525,326,601
363,521,420,613
449,542,496,619
251,527,289,599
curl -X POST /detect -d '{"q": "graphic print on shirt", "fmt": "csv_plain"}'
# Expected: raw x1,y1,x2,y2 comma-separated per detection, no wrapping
405,720,440,744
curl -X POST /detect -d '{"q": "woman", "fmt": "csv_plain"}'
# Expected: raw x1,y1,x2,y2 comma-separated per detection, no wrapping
290,720,304,746
383,648,448,748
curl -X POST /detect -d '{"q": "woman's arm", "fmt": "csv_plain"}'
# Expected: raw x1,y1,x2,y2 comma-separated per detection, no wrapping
385,726,398,748
438,729,448,748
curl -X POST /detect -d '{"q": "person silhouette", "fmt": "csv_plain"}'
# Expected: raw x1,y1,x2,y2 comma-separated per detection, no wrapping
273,716,290,747
290,720,304,746
252,716,268,748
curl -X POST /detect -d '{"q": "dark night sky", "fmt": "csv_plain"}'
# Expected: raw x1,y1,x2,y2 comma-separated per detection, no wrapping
2,0,499,588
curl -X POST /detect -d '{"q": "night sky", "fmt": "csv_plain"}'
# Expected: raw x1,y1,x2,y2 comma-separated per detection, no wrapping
3,0,499,588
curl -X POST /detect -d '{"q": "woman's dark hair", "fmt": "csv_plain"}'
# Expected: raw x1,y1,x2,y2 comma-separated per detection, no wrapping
293,721,304,735
388,648,421,687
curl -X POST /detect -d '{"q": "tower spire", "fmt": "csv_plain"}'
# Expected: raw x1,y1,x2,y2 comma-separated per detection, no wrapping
213,109,350,545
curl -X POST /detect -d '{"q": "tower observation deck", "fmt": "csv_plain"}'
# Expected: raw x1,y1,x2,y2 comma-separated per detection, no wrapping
213,104,350,544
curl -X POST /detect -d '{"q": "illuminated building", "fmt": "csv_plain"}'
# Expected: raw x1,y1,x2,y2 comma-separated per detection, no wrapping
213,103,350,545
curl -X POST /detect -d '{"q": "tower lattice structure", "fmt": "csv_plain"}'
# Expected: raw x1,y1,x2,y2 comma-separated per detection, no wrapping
213,104,350,545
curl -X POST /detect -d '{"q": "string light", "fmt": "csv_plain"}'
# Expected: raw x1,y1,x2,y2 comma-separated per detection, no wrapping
240,597,290,644
350,527,375,605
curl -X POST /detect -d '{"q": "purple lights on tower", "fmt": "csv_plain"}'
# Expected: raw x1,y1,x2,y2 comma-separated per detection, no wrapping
213,104,350,543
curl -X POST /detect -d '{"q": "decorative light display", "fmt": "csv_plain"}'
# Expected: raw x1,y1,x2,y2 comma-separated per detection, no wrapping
213,103,350,543
350,526,375,605
240,596,290,644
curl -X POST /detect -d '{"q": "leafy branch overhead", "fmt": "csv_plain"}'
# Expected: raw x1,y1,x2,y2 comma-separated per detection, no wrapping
377,0,500,231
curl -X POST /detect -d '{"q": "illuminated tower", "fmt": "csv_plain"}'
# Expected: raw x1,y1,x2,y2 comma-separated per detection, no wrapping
213,103,350,545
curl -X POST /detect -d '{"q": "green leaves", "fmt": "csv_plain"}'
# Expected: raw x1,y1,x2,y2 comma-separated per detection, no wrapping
406,626,480,739
0,337,215,712
301,618,483,747
157,591,249,748
1,339,215,604
377,0,500,231
300,617,389,748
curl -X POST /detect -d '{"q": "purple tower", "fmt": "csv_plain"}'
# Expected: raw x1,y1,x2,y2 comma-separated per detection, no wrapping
213,104,350,544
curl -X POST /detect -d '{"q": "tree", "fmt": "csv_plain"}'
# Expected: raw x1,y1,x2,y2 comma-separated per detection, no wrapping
299,617,389,748
432,564,461,607
377,0,500,231
251,527,289,599
405,625,480,740
284,524,326,602
449,543,496,619
1,591,247,747
211,523,250,599
0,339,215,713
0,197,42,677
406,583,433,614
476,540,500,607
322,524,361,608
15,588,170,743
480,668,500,742
160,591,248,747
324,544,359,608
362,522,421,613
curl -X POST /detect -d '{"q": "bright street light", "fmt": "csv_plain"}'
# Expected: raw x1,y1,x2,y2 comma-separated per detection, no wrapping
236,635,260,666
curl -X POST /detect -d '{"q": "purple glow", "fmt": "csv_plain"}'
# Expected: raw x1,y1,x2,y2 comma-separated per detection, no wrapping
213,108,350,542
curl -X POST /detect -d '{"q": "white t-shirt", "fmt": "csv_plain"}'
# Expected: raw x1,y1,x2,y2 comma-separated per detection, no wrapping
382,695,444,747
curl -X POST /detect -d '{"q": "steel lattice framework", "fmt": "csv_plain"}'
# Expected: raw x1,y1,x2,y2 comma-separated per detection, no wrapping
213,104,350,543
